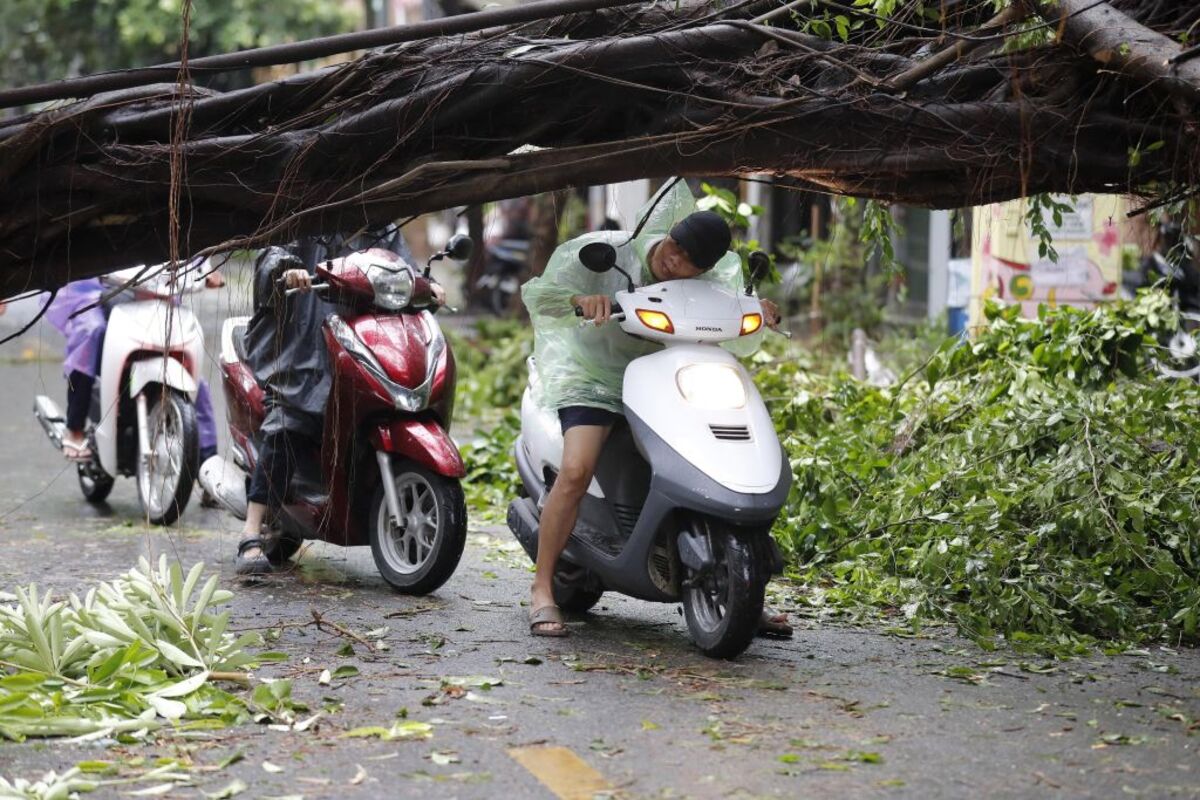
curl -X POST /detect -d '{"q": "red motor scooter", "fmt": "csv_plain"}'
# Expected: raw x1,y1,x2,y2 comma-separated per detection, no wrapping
199,235,473,594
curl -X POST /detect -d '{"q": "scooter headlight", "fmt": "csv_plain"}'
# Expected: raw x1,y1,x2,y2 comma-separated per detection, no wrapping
675,364,747,410
365,263,414,310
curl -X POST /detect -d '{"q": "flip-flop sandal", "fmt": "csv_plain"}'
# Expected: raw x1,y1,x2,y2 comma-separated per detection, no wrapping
62,440,93,463
757,610,794,639
235,537,273,576
529,605,569,638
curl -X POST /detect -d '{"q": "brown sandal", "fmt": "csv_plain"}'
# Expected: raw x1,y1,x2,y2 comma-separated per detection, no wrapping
529,605,568,638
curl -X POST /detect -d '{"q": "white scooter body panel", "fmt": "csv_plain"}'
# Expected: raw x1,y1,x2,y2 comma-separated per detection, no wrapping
615,279,763,344
96,301,204,475
623,345,780,494
519,359,605,499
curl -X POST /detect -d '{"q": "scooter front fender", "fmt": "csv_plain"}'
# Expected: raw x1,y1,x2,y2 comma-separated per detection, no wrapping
128,356,198,400
369,418,465,478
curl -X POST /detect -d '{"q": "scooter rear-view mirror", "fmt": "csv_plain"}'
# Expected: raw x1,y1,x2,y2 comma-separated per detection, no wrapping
579,242,635,293
579,242,617,273
425,234,475,277
447,234,474,262
746,251,771,295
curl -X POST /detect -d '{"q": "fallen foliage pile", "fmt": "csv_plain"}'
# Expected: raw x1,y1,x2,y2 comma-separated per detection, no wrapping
768,292,1200,651
0,557,281,742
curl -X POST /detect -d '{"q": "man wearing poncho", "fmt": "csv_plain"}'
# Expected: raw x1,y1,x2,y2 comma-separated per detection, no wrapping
520,181,785,637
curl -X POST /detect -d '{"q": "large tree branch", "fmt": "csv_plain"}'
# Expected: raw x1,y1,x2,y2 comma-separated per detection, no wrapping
1036,0,1200,104
1,0,1198,297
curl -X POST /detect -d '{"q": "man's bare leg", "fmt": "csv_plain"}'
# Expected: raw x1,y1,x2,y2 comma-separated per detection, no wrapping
530,424,611,633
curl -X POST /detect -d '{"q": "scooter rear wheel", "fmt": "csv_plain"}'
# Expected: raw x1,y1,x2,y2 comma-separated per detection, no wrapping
77,463,114,503
552,566,604,613
680,517,767,659
369,460,466,595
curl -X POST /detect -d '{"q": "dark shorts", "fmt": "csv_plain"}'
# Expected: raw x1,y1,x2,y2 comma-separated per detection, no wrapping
558,405,622,433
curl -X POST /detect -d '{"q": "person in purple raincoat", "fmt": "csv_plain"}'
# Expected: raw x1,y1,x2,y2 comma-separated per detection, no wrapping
46,270,224,465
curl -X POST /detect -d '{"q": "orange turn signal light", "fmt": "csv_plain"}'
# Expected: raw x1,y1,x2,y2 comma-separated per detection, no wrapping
740,313,763,335
636,309,674,334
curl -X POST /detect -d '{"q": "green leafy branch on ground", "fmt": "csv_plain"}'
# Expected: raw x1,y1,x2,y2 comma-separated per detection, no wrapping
765,291,1200,652
0,557,289,742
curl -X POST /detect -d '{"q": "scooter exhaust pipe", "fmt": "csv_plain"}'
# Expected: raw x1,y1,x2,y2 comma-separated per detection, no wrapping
33,395,66,449
198,455,249,520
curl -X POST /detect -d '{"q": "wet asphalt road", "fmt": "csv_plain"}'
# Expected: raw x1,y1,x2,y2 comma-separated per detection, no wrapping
0,286,1199,798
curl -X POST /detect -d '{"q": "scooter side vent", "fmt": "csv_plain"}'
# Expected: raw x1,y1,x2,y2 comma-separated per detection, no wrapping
709,424,751,442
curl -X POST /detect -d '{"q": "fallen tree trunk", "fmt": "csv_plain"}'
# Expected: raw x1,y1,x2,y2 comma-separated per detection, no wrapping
2,0,1198,297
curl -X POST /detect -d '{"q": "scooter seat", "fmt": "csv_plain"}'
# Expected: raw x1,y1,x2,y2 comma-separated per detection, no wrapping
232,324,250,364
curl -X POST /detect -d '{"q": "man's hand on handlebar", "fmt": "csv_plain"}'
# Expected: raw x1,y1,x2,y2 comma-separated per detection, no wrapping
760,298,783,331
282,269,313,292
431,281,447,307
572,294,612,325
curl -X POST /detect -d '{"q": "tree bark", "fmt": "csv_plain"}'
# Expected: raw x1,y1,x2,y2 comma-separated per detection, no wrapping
1034,0,1200,105
1,0,1198,297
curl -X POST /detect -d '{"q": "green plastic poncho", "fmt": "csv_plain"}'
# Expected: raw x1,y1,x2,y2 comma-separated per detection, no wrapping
521,180,764,414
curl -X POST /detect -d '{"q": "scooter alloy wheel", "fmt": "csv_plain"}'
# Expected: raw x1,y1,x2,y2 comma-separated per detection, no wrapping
369,460,466,595
680,517,767,659
136,388,199,526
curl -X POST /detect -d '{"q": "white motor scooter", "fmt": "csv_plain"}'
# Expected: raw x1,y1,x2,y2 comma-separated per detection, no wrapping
34,264,207,525
507,244,790,658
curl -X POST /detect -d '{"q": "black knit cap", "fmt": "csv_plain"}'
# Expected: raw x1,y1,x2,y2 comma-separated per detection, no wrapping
669,211,732,271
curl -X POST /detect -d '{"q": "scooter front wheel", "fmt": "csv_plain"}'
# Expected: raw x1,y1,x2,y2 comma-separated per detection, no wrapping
369,460,466,595
136,388,198,526
681,518,767,659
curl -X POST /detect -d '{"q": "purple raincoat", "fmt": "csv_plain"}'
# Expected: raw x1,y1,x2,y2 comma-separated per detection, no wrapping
46,277,217,453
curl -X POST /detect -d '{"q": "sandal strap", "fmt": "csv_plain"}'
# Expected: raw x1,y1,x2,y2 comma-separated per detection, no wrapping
237,537,266,556
529,605,565,628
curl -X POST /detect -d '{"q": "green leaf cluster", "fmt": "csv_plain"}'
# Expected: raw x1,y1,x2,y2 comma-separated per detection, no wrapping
697,182,778,284
449,319,531,522
446,318,532,423
764,290,1200,650
0,557,267,741
0,0,356,92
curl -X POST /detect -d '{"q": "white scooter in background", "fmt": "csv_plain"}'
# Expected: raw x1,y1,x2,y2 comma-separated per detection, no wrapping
34,265,207,525
508,245,791,658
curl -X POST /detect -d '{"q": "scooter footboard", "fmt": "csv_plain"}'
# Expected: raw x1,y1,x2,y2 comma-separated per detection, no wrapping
369,418,465,478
